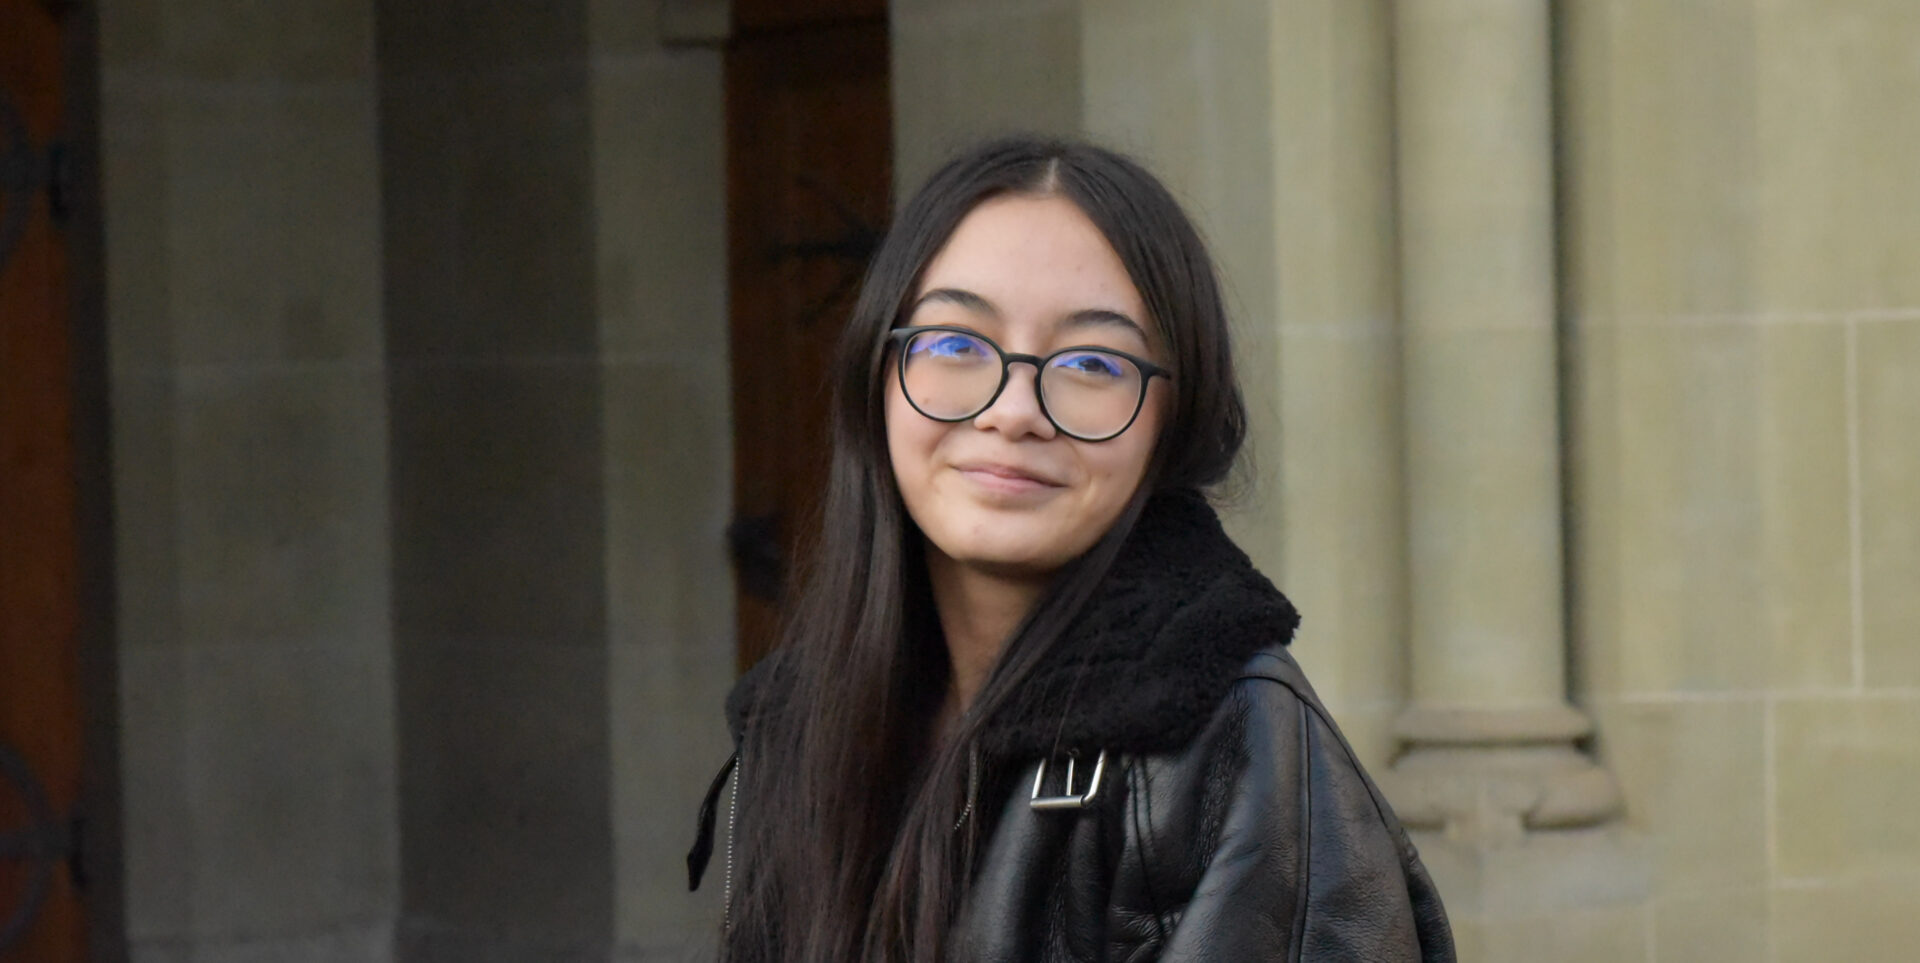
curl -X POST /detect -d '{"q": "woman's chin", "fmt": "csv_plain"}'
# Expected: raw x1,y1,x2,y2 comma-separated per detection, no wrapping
936,536,1081,581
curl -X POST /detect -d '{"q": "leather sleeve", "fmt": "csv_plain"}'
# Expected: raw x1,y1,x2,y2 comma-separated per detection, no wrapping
1112,674,1452,962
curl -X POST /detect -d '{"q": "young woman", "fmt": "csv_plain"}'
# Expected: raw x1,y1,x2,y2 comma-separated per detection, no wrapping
688,138,1454,962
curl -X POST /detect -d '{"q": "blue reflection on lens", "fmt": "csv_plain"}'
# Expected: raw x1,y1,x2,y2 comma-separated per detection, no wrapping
914,332,990,359
1048,351,1126,378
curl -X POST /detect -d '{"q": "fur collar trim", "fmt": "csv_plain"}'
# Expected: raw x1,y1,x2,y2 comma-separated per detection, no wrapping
725,488,1300,760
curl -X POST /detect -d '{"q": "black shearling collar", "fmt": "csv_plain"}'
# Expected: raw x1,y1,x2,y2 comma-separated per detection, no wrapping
976,487,1299,760
724,488,1300,761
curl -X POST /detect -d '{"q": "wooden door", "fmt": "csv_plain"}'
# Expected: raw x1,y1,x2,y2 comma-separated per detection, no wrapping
725,0,892,669
0,1,93,960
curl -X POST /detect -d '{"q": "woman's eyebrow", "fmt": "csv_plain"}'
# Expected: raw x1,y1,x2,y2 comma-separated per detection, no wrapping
1060,308,1150,344
912,288,998,316
912,289,1148,344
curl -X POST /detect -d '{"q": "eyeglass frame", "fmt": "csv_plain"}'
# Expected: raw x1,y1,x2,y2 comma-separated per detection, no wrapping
884,324,1172,442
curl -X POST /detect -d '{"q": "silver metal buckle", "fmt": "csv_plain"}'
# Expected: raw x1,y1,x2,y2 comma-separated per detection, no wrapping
1029,750,1109,811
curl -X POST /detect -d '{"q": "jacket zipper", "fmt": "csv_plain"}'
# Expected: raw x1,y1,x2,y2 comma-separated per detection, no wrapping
725,750,740,933
953,744,980,833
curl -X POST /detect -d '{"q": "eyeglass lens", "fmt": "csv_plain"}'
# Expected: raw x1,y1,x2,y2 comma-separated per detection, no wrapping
899,329,1145,439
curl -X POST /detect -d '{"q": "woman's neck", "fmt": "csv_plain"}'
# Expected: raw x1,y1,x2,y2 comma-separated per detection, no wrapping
924,545,1048,727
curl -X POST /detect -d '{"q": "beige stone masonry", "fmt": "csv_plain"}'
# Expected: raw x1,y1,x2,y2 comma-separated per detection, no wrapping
1383,0,1620,842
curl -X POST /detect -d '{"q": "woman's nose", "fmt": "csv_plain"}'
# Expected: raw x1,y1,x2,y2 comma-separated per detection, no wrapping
971,361,1057,440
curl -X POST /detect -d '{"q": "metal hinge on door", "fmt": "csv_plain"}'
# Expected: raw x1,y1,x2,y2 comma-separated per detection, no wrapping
1,85,72,275
0,741,81,955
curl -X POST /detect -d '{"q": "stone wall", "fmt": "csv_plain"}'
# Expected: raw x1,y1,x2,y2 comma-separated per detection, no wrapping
375,2,614,957
102,0,733,959
101,0,399,959
584,1,733,958
1564,0,1920,957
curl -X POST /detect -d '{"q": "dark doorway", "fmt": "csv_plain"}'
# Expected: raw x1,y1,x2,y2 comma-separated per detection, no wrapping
1,2,115,961
725,0,892,669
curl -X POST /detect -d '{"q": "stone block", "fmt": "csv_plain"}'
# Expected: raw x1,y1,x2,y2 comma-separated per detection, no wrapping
275,89,387,356
100,0,163,72
1270,326,1406,709
1262,0,1401,721
1595,322,1850,694
1588,699,1766,893
587,0,664,57
889,1,1082,194
1557,0,1762,323
396,641,611,939
1400,326,1567,703
110,372,181,650
602,359,731,651
394,923,605,963
375,0,587,80
373,79,460,355
1413,827,1648,922
164,87,384,366
656,0,728,46
187,926,395,963
387,364,607,646
609,642,730,949
1774,697,1920,880
1773,874,1920,963
181,643,397,938
601,361,734,949
117,646,194,941
1270,0,1396,326
1466,904,1647,963
127,944,189,963
159,0,374,83
381,69,599,363
173,367,390,649
589,52,726,358
1859,320,1920,687
101,78,171,376
1652,888,1768,963
1751,323,1854,688
1753,0,1920,313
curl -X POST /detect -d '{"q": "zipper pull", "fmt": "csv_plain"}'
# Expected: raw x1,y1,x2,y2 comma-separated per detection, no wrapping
687,751,738,891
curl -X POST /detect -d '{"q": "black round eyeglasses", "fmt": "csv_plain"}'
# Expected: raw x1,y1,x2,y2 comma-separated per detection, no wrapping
885,325,1171,442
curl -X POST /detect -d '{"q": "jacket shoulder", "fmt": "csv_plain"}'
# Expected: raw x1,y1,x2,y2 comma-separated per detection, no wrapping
1217,644,1404,848
1120,643,1455,961
1234,644,1324,707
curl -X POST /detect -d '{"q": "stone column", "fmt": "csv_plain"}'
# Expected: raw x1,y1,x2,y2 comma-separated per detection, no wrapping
1386,0,1618,844
378,2,616,957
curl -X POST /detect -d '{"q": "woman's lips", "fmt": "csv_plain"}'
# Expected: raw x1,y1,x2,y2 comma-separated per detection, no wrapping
953,462,1065,495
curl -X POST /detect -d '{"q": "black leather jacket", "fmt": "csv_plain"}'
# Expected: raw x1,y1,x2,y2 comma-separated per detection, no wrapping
953,645,1452,961
691,490,1454,961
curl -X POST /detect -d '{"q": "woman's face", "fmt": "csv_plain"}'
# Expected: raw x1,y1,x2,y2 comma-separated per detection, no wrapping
885,193,1168,579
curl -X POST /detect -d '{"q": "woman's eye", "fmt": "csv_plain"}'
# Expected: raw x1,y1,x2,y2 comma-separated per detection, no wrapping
928,334,985,357
1053,352,1125,378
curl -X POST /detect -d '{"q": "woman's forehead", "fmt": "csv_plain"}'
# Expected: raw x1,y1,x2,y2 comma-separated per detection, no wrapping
908,287,1152,349
913,195,1154,346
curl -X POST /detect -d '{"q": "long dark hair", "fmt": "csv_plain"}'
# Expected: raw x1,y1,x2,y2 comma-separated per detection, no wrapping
724,137,1247,962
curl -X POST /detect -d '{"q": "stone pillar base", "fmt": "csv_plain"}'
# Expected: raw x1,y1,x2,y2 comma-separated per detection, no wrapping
1387,704,1622,846
1410,826,1651,941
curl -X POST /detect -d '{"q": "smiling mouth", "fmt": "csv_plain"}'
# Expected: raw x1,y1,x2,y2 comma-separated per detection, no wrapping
953,463,1066,492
